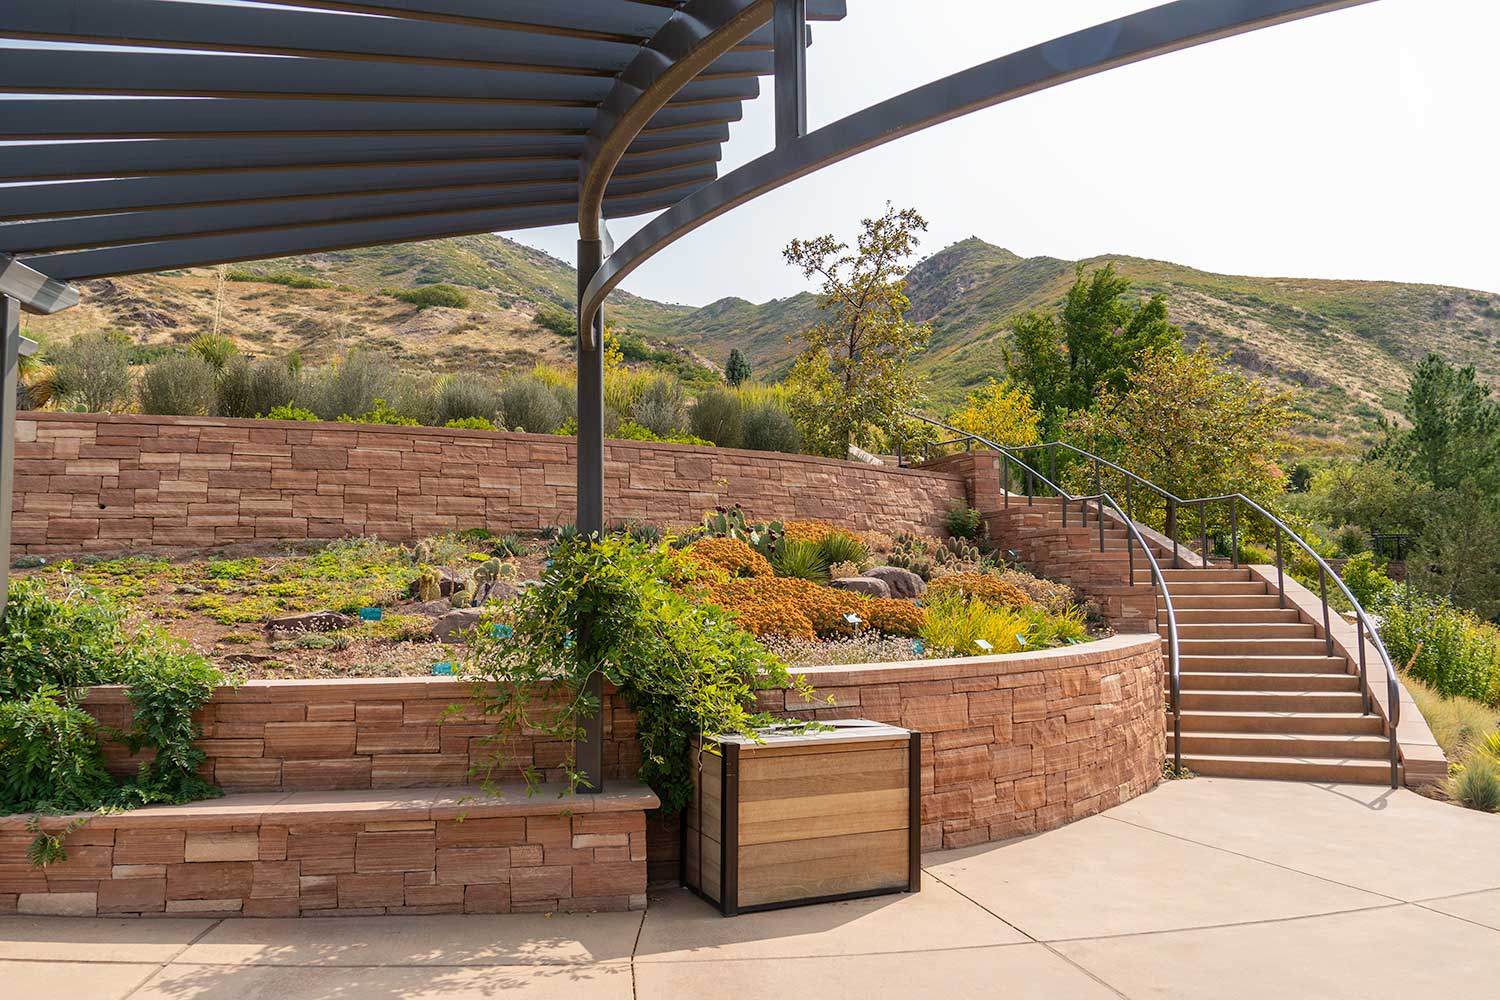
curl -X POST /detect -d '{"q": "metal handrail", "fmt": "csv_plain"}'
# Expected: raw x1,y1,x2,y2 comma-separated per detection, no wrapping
907,421,1402,788
904,415,1185,772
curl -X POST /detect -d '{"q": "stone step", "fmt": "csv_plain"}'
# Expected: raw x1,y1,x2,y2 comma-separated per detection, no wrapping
1172,654,1349,674
1175,671,1360,692
1177,637,1330,656
1178,689,1367,713
1174,709,1385,735
1170,608,1304,625
1163,594,1285,610
1171,752,1395,784
1169,731,1393,760
1150,569,1258,583
1164,581,1271,596
1163,622,1318,640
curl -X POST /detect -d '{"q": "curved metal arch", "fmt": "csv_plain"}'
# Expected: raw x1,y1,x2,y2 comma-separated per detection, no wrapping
577,0,778,241
581,0,1373,329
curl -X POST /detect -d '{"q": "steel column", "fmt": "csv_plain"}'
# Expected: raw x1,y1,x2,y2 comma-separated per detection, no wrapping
773,0,808,147
0,296,18,627
575,236,606,793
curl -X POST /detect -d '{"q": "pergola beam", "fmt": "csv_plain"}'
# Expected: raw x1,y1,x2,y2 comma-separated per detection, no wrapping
0,257,80,316
581,0,1376,328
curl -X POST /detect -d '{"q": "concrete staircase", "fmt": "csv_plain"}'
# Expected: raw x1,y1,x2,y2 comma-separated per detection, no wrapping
1144,566,1396,783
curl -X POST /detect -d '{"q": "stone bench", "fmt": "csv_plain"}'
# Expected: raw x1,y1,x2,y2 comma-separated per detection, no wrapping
0,783,657,918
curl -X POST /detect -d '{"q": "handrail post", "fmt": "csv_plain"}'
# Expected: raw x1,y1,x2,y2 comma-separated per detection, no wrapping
1199,502,1209,570
1357,616,1371,715
1026,467,1033,505
1050,442,1057,486
1097,494,1105,553
1168,498,1179,568
1062,493,1068,528
1275,526,1285,608
1318,568,1333,657
1229,495,1239,569
1125,488,1136,583
1002,453,1010,509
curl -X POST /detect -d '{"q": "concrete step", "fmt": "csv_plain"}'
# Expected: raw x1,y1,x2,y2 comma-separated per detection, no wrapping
1170,608,1303,625
1149,569,1257,583
1176,671,1360,692
1169,731,1394,760
1178,689,1368,713
1177,637,1330,656
1163,622,1317,640
1172,752,1395,784
1175,709,1385,735
1173,654,1349,674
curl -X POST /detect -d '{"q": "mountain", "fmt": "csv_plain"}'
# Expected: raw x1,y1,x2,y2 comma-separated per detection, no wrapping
670,237,1500,446
22,233,1500,447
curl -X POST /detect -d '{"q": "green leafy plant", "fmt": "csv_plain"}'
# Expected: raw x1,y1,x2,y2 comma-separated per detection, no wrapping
337,397,421,426
263,404,320,421
392,283,469,309
1377,586,1500,704
771,538,830,584
817,530,869,568
445,416,497,431
467,534,808,812
1340,552,1394,609
945,502,983,540
918,590,1034,657
1450,757,1500,812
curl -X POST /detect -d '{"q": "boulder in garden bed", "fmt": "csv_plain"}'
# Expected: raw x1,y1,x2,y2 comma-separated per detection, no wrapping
433,608,486,643
265,610,355,634
861,565,925,599
406,598,453,617
830,576,891,599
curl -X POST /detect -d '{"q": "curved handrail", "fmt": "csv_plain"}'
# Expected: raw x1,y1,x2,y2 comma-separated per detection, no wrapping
907,421,1402,788
903,414,1185,773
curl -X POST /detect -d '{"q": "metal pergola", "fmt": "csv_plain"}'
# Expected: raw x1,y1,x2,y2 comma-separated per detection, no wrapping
0,0,1372,788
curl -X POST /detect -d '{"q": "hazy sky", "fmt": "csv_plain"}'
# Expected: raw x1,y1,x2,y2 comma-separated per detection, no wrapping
511,0,1500,307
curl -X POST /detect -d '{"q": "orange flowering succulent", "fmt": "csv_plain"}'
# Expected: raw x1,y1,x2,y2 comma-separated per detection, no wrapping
705,575,924,641
927,572,1033,610
685,537,773,578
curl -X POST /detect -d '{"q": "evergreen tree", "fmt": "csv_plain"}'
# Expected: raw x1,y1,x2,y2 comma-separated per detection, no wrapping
724,348,751,387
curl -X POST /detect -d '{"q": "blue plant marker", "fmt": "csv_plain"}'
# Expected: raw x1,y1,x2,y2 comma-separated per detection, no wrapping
432,661,454,676
973,638,993,653
359,607,382,621
1016,633,1029,646
843,612,862,627
1007,550,1019,560
1066,637,1082,645
910,639,925,656
491,623,513,640
563,631,575,650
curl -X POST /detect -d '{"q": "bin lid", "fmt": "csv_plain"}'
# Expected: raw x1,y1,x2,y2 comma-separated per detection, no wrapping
715,718,913,749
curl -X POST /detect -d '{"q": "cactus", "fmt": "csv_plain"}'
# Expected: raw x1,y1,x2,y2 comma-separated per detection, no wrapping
416,566,442,603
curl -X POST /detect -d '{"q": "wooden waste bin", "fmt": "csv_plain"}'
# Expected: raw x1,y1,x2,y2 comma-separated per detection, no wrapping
684,720,921,915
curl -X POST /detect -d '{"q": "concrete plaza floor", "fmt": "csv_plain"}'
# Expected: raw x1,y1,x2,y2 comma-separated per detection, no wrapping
5,777,1500,999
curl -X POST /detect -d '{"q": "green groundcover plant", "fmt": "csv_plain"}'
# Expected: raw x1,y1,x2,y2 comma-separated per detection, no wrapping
466,533,813,813
1,578,223,860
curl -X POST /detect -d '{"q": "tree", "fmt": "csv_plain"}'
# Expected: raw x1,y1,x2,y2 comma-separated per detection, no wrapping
1377,354,1500,493
1005,263,1180,430
724,348,751,387
1067,347,1300,531
1406,481,1500,621
782,204,931,457
1306,460,1427,535
49,330,134,413
947,379,1042,447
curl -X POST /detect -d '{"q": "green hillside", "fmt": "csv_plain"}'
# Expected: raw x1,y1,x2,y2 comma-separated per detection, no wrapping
25,232,1500,447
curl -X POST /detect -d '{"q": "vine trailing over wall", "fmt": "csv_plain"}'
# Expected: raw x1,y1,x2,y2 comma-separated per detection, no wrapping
1,579,223,863
466,533,815,813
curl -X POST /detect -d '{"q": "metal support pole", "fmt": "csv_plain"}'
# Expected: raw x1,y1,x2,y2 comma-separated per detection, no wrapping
1275,527,1285,608
575,238,605,792
1357,617,1371,715
1049,443,1057,486
1229,495,1239,569
1199,503,1209,570
1319,569,1334,657
1168,498,1179,569
772,0,807,148
0,296,18,628
1001,455,1009,509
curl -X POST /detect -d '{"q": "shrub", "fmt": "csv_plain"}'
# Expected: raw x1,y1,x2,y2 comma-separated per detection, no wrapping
1340,552,1394,609
227,269,332,290
1,579,221,824
612,421,714,446
467,535,802,812
219,356,300,418
783,520,839,544
995,568,1075,614
188,333,238,373
631,376,688,438
772,538,830,583
1402,673,1499,758
1450,757,1500,812
862,598,924,638
437,373,499,426
928,572,1033,610
686,538,773,578
138,353,217,415
264,404,319,421
818,530,870,568
919,590,1032,657
1377,586,1500,704
690,388,745,448
1335,523,1369,556
445,416,496,431
337,398,421,426
393,284,469,309
50,331,134,412
742,396,803,453
945,502,983,540
304,351,395,421
500,374,566,433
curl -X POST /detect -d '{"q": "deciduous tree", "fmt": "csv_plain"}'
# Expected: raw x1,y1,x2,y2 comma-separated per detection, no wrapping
782,204,931,457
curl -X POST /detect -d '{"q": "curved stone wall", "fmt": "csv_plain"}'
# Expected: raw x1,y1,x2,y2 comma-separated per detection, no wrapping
81,633,1164,855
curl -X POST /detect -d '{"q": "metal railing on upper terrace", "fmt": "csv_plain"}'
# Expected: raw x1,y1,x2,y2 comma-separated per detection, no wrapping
901,416,1402,788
